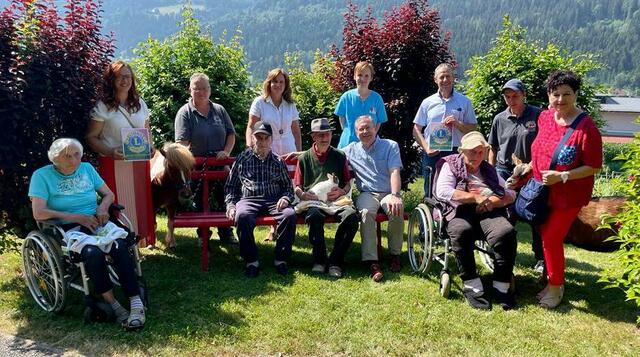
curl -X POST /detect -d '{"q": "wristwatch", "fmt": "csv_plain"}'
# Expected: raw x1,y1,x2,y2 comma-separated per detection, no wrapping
391,192,402,198
560,171,570,184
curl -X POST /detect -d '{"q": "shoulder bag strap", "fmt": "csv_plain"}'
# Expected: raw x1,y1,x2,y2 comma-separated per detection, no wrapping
117,106,137,128
548,112,587,170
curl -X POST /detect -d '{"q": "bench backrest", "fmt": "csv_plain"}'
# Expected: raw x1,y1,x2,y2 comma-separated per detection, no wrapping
191,155,298,213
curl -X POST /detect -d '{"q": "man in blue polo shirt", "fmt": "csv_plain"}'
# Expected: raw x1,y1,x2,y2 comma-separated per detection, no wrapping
488,78,544,275
343,115,404,282
413,63,477,197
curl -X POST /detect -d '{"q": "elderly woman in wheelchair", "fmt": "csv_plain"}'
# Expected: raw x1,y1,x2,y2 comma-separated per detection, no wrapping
409,131,517,310
24,138,146,330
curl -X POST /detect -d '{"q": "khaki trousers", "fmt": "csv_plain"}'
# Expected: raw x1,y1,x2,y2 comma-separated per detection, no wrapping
356,192,404,261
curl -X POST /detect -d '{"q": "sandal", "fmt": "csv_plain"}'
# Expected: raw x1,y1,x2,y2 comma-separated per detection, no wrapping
539,285,564,309
124,308,145,331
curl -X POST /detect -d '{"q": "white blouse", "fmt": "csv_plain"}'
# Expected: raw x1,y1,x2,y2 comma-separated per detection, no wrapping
91,98,150,149
249,96,299,155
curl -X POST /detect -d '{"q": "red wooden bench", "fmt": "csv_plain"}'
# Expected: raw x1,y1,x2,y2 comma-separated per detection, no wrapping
172,156,406,271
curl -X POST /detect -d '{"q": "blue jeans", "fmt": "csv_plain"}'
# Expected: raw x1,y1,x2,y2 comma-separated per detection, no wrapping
496,165,544,261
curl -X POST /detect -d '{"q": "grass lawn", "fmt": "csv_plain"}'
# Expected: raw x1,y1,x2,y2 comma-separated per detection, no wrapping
1,181,638,355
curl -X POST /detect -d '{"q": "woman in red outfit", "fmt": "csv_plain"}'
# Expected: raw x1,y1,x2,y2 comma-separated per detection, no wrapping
530,71,603,309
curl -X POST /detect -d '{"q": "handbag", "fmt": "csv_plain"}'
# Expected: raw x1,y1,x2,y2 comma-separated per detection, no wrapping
514,112,587,224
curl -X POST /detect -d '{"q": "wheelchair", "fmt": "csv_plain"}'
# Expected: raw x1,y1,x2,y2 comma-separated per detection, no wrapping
407,196,495,298
21,205,148,324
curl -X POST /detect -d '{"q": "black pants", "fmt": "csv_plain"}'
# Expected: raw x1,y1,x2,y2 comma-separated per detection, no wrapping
496,166,543,260
305,207,359,267
446,205,517,283
81,239,139,297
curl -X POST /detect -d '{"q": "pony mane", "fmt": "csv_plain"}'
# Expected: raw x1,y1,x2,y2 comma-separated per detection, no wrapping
163,142,195,176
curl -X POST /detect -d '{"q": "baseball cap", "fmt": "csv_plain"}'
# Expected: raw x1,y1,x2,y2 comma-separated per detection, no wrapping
252,121,272,136
459,131,489,151
502,79,526,93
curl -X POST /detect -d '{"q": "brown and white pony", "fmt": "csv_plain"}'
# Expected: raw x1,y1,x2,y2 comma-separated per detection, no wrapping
150,142,195,248
506,154,624,251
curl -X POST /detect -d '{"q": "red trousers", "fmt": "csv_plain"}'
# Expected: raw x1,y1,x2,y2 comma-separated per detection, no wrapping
538,206,581,285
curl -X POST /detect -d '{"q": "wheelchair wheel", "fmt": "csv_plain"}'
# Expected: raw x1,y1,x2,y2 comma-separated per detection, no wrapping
475,240,494,273
407,204,435,274
439,270,451,298
22,231,67,313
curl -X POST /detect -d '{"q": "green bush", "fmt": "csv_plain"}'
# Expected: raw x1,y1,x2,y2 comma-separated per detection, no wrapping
603,142,629,173
0,0,113,253
132,6,252,150
600,121,640,325
465,16,603,135
286,51,340,149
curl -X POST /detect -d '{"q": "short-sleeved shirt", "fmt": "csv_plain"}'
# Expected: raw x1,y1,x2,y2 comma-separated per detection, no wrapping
342,137,403,193
91,99,150,150
174,99,236,157
249,96,299,155
488,104,541,169
334,89,388,148
531,110,603,208
28,163,104,222
413,90,477,147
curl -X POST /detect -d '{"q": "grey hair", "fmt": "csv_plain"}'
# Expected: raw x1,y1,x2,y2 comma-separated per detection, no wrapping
190,73,210,85
434,63,455,77
355,115,374,127
47,138,83,163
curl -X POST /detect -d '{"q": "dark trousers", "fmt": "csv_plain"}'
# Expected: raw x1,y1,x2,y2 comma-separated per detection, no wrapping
496,166,543,260
235,197,296,263
422,149,456,198
446,205,517,283
81,239,139,297
305,207,358,267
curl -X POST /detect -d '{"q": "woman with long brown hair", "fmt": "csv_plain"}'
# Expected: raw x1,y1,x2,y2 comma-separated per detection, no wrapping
86,60,155,246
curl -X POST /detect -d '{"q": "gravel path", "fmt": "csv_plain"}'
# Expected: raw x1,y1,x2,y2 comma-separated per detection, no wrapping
0,332,80,357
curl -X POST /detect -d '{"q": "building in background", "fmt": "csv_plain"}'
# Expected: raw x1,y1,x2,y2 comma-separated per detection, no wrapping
597,94,640,143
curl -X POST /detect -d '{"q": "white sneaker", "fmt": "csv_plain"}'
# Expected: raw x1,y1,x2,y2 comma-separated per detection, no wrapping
534,260,545,274
311,264,326,274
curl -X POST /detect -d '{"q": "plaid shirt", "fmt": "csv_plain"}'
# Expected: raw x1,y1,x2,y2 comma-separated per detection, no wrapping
225,149,294,209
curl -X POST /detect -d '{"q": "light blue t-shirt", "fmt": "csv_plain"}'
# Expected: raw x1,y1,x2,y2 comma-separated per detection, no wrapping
342,137,403,193
28,163,105,221
413,90,477,147
334,89,388,148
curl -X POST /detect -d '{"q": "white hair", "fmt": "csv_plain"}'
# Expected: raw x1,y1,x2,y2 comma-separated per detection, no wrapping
355,115,374,128
47,138,83,163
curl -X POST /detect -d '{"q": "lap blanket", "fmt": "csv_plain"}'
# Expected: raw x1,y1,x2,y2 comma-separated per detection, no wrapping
64,221,128,254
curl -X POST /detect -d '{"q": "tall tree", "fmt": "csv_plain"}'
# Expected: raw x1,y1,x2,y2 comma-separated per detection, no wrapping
464,16,603,136
330,0,454,185
0,0,113,252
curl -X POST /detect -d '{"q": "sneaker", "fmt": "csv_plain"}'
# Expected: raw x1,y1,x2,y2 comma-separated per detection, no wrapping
328,265,342,278
462,288,491,310
370,263,384,282
389,255,402,272
311,263,326,274
533,260,545,274
275,262,289,276
244,264,260,278
492,288,516,310
124,308,145,331
539,285,564,309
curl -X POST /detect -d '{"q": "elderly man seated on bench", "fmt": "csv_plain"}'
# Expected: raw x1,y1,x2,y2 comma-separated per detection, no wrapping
225,121,296,278
343,115,404,283
294,118,359,278
433,131,517,310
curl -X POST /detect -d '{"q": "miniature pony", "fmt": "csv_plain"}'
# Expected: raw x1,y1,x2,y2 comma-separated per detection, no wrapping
150,142,195,248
